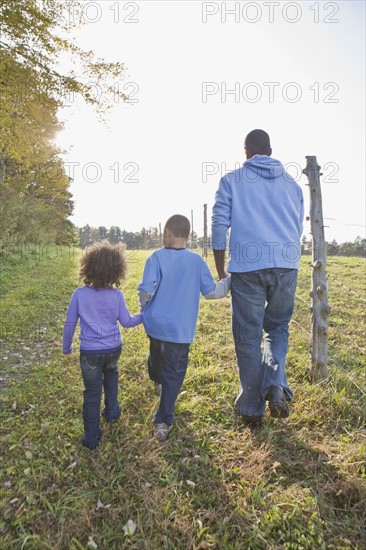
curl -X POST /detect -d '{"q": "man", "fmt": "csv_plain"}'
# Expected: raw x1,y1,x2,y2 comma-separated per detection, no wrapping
211,129,304,426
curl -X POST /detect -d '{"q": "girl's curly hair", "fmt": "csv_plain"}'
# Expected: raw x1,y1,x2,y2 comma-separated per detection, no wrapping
79,240,128,289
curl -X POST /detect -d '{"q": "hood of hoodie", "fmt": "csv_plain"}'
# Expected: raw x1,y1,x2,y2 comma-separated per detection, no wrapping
243,154,284,181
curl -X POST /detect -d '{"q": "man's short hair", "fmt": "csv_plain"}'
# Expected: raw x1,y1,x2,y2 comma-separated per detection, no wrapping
165,215,191,238
245,129,271,156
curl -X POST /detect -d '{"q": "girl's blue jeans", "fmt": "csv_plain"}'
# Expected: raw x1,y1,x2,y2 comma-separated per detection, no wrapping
231,268,298,417
148,337,190,425
80,348,122,449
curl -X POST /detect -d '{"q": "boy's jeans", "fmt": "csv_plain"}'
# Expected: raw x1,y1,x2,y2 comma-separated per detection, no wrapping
80,348,122,448
231,268,298,417
148,337,190,425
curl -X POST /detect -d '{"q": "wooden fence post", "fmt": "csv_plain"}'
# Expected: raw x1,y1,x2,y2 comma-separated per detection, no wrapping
303,156,330,380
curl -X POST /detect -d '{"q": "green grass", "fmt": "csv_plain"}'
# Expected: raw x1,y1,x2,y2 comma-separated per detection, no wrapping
0,248,365,549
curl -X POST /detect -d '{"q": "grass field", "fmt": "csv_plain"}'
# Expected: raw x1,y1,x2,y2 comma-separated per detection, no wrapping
0,246,365,549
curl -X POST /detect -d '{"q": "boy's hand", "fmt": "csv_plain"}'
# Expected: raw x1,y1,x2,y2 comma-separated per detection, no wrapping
138,289,154,311
205,275,230,300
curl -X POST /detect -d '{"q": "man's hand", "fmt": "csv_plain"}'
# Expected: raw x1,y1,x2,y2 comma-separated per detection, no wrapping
213,249,228,280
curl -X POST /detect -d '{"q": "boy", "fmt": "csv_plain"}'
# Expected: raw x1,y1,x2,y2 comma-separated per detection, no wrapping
138,214,230,441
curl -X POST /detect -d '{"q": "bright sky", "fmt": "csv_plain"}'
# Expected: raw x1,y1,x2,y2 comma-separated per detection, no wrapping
56,0,366,242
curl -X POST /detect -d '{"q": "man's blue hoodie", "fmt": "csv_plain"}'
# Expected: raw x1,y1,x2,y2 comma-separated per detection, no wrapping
211,155,304,273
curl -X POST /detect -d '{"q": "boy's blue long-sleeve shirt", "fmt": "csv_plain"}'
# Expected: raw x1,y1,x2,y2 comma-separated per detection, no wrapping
138,248,218,344
211,155,304,272
62,286,142,354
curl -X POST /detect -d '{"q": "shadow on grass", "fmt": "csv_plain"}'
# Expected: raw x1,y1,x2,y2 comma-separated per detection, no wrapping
251,418,366,548
2,356,365,550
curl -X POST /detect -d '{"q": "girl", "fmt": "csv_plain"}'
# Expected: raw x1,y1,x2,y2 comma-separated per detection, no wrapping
63,240,142,450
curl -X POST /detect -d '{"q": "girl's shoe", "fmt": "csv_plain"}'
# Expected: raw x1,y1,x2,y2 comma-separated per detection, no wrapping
102,409,121,422
82,427,104,450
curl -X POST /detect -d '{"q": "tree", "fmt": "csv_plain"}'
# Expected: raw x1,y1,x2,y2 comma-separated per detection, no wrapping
109,226,122,244
0,52,74,244
98,226,109,241
122,230,138,249
0,1,126,115
0,1,128,247
301,235,311,255
353,236,366,257
190,231,198,249
326,239,339,256
79,225,93,248
139,228,148,249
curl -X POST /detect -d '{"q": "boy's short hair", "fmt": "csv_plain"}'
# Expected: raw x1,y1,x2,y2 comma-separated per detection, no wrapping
165,215,191,238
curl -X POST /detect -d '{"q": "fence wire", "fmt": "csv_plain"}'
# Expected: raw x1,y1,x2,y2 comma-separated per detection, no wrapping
327,274,366,304
293,284,366,397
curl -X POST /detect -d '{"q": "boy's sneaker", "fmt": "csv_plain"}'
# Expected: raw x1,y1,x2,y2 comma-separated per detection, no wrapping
154,422,172,442
153,382,162,396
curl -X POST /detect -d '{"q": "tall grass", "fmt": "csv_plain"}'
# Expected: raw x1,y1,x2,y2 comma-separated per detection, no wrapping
0,248,365,549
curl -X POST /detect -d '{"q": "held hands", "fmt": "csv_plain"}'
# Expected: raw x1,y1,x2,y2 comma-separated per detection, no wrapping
205,274,231,300
217,271,229,281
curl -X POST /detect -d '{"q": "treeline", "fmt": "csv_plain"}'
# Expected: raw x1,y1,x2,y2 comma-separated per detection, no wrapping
0,1,126,250
79,225,201,249
80,225,366,256
302,236,366,257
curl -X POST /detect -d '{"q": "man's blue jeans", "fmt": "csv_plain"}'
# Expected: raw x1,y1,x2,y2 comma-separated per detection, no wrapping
148,337,190,425
231,268,298,417
80,348,122,449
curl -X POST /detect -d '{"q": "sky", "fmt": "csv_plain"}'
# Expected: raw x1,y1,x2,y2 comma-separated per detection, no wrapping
56,0,366,242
